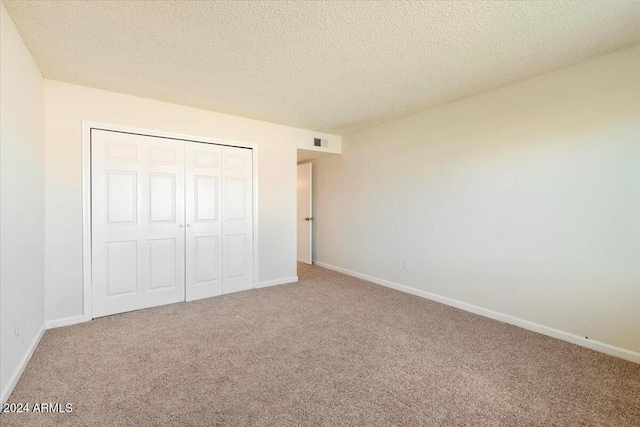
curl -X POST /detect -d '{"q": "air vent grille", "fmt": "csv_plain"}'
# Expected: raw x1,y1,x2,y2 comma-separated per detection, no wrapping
314,138,328,148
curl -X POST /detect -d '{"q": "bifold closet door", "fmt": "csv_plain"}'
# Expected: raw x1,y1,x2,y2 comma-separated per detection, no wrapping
92,130,185,318
92,130,253,317
185,143,254,299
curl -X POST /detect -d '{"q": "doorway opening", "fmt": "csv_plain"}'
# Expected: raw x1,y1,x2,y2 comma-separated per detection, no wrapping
297,162,312,265
296,149,338,275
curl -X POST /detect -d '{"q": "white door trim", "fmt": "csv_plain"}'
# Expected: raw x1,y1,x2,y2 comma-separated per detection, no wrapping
82,121,259,321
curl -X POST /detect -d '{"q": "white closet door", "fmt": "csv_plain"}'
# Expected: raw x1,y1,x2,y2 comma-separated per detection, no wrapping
221,146,254,294
92,130,185,318
185,142,223,301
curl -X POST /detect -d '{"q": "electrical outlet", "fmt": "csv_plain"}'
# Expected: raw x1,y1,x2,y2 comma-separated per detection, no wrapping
402,261,409,272
14,321,20,338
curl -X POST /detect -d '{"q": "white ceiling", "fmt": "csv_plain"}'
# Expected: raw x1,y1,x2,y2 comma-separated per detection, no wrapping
4,1,639,135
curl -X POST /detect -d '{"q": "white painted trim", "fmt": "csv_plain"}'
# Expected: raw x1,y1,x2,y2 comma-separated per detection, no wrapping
82,123,92,322
256,276,298,289
252,145,259,293
81,121,260,322
0,325,46,404
45,315,86,330
313,260,640,364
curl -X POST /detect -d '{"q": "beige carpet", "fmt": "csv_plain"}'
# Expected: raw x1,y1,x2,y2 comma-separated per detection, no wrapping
2,263,639,426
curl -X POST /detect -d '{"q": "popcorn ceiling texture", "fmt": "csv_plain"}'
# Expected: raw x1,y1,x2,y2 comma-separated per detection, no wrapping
3,1,640,134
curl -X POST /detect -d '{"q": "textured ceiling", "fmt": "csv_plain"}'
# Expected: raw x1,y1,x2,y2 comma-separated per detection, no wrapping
4,1,639,135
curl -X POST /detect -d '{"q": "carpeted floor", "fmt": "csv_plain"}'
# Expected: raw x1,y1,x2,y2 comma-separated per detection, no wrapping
2,263,639,426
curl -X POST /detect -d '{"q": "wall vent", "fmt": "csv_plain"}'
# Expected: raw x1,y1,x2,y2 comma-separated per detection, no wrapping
314,138,329,148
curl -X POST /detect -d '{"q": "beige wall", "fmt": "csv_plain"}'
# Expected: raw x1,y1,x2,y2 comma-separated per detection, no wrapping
312,46,640,355
0,3,46,402
44,80,341,323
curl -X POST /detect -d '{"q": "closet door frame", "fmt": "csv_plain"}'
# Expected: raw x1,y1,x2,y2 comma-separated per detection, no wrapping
81,121,258,322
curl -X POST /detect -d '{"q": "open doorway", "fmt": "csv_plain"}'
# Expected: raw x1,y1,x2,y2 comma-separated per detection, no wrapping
297,149,338,273
297,163,312,264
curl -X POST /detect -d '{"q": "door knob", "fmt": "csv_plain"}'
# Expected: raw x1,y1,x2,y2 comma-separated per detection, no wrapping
179,224,184,228
305,217,313,221
187,224,192,227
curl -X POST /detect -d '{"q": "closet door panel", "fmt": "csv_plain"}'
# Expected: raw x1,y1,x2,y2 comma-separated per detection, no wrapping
92,130,185,317
140,135,185,309
185,143,223,301
92,131,144,317
222,146,254,294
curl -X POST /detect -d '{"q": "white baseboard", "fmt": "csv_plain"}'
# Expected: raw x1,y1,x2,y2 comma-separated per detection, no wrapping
1,324,46,404
256,276,298,289
313,260,640,364
46,314,86,329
